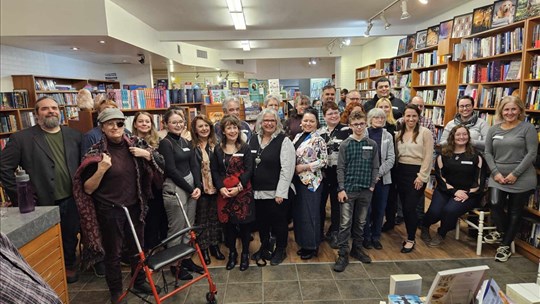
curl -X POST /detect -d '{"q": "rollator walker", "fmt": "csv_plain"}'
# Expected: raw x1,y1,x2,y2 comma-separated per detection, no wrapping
117,193,218,303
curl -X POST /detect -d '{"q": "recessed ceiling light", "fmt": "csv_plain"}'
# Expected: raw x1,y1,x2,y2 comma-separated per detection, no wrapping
99,40,106,44
71,47,79,51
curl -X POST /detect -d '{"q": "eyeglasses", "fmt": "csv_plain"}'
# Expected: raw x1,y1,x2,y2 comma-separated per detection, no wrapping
168,120,185,125
348,97,361,101
104,121,125,128
350,122,366,128
263,119,276,124
459,104,473,109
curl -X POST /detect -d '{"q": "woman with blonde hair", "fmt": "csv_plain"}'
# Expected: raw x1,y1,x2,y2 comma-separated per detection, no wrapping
375,98,397,136
483,96,538,262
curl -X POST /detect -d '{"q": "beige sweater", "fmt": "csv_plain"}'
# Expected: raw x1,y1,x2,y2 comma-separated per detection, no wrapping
396,126,434,182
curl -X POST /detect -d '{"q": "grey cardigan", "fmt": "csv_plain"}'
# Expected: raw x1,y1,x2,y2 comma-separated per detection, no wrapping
367,128,395,185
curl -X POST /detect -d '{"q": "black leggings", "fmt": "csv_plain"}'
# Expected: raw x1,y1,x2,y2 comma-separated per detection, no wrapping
489,187,532,246
396,164,426,241
223,222,252,254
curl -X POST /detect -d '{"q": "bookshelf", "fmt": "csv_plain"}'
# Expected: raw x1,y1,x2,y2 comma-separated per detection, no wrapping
355,64,375,101
385,52,413,104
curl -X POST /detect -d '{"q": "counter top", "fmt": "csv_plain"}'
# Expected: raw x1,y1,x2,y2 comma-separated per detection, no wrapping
0,207,60,248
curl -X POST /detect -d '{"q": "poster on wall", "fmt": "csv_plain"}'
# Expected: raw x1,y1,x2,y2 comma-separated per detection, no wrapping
514,0,540,21
406,34,416,53
451,13,473,38
426,25,440,47
415,30,427,49
491,0,517,27
439,19,454,40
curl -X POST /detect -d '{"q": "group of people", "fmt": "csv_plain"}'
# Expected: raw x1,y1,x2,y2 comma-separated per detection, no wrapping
0,77,537,302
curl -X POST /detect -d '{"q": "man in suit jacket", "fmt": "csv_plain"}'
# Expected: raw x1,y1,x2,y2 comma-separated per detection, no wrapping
0,96,82,283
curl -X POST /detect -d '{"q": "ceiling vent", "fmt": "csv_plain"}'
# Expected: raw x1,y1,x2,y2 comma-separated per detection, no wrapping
235,60,244,65
196,49,208,59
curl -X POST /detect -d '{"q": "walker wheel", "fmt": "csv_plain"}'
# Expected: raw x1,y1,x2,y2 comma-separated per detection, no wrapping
206,292,217,304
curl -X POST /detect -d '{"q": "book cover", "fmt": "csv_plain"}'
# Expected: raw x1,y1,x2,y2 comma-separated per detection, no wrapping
515,0,540,21
416,30,428,50
426,265,489,304
12,89,29,108
439,20,453,40
472,5,494,34
406,34,416,53
397,38,407,55
452,13,473,38
505,60,521,80
388,294,423,304
491,0,517,28
427,25,440,47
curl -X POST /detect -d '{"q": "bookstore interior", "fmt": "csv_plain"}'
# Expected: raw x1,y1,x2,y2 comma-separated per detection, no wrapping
1,0,540,303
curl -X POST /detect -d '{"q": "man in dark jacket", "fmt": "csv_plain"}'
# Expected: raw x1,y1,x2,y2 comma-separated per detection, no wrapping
0,96,82,283
363,77,407,119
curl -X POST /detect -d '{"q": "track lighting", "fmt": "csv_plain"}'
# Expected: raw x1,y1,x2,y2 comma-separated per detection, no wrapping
137,54,145,64
341,38,351,47
380,13,391,30
364,21,373,37
401,0,411,19
308,58,317,65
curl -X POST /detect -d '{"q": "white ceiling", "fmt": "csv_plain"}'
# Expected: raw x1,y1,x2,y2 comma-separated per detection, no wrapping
1,0,471,72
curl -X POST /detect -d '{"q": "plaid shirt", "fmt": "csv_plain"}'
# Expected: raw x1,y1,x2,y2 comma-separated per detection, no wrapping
337,136,380,192
0,233,62,303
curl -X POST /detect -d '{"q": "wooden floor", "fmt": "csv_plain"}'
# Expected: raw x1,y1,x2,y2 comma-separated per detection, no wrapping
196,219,500,267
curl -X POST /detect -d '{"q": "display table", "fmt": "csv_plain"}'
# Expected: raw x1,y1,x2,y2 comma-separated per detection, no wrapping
0,207,68,303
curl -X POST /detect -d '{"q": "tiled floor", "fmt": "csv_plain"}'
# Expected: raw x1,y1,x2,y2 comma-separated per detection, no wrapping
68,257,538,304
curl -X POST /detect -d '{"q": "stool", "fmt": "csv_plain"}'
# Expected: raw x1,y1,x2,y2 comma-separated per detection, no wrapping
455,209,515,255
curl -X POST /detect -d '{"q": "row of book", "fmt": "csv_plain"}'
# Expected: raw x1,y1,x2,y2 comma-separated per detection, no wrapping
416,89,445,105
423,107,444,126
169,88,204,104
416,50,447,68
34,79,75,91
463,27,523,60
0,90,29,109
356,69,369,80
478,112,497,126
106,89,171,110
528,187,539,211
461,60,521,83
356,81,370,90
388,74,410,89
529,54,540,79
477,86,516,108
37,93,78,106
531,23,540,48
517,215,540,249
525,85,540,110
0,114,18,133
417,69,447,86
384,57,413,74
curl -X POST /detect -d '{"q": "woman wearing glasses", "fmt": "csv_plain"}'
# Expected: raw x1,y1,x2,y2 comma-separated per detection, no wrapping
158,108,204,279
395,104,434,253
440,96,489,151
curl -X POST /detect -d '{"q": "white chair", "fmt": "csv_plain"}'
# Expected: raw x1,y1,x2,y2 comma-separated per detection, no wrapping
455,209,515,256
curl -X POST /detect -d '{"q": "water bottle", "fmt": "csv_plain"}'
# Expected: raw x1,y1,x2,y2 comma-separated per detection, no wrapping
16,170,35,213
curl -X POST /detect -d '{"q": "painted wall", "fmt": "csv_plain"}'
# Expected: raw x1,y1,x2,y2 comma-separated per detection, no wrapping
247,58,335,80
0,44,152,91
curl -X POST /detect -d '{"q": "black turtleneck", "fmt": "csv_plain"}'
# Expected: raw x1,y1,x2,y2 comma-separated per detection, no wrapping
158,132,200,193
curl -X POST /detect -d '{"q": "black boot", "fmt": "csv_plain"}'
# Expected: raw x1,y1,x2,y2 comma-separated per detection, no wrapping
209,245,225,260
226,251,238,270
181,258,204,274
202,248,211,265
239,252,250,271
170,265,193,280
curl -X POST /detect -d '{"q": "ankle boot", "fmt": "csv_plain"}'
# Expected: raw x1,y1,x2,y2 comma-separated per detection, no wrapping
181,258,204,274
239,252,250,271
202,249,211,265
226,251,238,270
209,245,225,260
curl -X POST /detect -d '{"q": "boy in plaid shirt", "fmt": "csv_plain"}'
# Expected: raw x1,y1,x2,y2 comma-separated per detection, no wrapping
334,111,379,272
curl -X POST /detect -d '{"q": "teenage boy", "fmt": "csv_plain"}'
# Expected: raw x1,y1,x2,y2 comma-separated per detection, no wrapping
334,111,380,272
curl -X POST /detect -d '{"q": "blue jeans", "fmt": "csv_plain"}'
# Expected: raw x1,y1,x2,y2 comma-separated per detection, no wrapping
363,181,389,242
423,189,479,237
337,189,372,255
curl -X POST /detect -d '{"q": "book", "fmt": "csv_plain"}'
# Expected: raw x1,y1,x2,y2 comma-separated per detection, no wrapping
426,265,489,304
505,60,522,80
506,283,540,304
388,294,423,304
390,274,422,295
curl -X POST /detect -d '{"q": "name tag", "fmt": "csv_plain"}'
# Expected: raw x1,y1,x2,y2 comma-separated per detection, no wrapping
241,130,249,133
362,146,373,150
334,139,343,143
182,147,190,152
493,135,504,140
461,161,473,165
233,153,244,157
251,150,257,153
392,106,398,110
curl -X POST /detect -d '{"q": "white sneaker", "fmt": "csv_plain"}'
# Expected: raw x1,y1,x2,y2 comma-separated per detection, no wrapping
494,246,511,262
483,231,503,244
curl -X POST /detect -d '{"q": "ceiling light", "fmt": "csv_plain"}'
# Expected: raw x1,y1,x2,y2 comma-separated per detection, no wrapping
99,40,106,44
341,38,351,46
364,21,373,37
230,12,246,30
418,0,428,4
401,0,411,19
71,47,79,51
241,40,250,51
226,0,243,12
308,58,317,65
380,13,391,30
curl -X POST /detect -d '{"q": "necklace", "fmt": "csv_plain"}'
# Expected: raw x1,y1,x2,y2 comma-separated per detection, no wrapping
255,136,271,167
